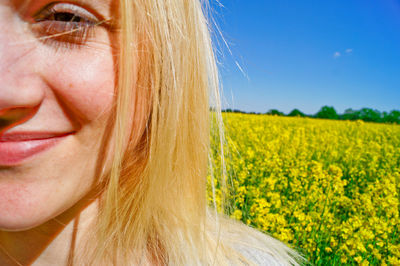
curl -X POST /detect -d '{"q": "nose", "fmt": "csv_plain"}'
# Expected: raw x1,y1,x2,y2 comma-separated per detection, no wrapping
0,5,44,133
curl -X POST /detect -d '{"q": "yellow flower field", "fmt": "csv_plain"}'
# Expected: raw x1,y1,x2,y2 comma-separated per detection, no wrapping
208,113,400,265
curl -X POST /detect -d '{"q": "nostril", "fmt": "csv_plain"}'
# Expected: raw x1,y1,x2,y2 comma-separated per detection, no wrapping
0,107,38,134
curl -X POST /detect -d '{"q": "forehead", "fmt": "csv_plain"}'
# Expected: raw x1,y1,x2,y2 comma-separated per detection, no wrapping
12,0,118,19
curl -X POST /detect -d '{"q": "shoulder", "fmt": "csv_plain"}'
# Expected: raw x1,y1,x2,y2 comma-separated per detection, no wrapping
206,214,303,265
227,226,298,266
232,242,288,266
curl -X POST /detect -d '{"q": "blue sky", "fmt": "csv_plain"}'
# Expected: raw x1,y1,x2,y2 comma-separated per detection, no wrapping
213,0,400,114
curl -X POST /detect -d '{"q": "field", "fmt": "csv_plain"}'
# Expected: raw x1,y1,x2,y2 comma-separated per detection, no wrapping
208,113,400,265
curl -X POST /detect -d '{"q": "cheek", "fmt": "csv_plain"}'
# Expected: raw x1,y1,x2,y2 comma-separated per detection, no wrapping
42,47,116,122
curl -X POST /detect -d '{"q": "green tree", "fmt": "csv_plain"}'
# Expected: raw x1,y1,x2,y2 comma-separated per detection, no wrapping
267,109,284,116
315,106,339,119
341,108,360,121
383,110,400,124
288,109,306,117
359,108,382,122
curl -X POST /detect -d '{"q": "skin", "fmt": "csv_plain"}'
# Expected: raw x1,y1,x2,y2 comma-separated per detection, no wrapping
0,0,122,264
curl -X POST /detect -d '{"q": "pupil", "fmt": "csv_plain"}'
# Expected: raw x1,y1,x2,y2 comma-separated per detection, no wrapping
54,13,81,22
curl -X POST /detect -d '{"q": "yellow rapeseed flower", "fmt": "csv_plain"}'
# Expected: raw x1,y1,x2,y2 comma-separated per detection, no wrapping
209,113,400,264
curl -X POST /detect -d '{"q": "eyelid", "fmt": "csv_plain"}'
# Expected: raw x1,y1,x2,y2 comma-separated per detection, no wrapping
34,2,99,24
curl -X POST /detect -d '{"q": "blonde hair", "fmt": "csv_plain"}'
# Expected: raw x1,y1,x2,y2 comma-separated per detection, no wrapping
84,0,302,265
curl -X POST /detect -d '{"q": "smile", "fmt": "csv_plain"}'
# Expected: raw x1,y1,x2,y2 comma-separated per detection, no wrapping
0,132,73,166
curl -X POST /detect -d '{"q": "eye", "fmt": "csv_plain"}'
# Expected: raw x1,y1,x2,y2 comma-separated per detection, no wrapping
44,12,88,23
34,3,98,25
32,3,102,47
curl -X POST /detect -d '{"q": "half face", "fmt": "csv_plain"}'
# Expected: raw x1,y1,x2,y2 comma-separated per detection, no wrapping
0,0,119,230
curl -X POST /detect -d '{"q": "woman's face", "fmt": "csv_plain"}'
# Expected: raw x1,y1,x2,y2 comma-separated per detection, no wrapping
0,0,118,230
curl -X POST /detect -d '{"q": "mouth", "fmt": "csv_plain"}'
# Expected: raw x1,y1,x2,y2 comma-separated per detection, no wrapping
0,132,74,166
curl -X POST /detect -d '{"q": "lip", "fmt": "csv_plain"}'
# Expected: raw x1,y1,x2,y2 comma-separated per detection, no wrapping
0,132,73,166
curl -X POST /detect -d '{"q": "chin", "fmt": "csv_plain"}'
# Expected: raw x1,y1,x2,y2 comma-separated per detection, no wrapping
0,182,69,232
0,200,73,232
0,202,54,231
0,218,41,232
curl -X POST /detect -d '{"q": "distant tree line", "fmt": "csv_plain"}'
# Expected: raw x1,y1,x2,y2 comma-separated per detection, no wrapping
222,106,400,124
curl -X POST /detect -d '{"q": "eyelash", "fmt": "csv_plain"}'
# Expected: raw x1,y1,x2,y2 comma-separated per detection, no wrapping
32,3,102,48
